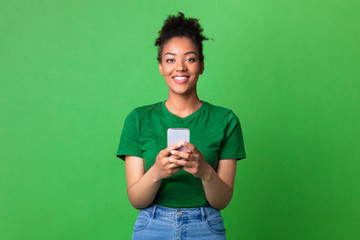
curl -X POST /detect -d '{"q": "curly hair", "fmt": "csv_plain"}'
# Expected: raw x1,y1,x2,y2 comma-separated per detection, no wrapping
155,12,209,63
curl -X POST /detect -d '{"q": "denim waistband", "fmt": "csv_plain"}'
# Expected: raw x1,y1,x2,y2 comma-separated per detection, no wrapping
139,204,220,221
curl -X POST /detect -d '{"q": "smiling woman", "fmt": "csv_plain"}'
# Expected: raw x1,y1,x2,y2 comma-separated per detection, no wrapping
116,12,246,240
159,37,204,98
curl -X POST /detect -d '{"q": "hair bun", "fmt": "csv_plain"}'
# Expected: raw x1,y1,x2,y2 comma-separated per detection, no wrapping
155,12,209,63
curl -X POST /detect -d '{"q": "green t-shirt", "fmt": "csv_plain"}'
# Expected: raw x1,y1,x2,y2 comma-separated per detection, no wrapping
116,101,246,208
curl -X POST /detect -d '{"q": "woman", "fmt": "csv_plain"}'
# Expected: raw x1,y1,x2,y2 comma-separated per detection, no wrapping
116,12,246,240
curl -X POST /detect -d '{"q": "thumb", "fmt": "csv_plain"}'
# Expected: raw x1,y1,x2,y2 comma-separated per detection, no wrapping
160,143,183,158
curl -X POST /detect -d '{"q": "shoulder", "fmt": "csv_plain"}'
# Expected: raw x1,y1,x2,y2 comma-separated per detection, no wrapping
127,102,163,119
204,101,238,121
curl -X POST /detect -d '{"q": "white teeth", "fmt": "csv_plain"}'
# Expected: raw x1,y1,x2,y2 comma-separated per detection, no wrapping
174,77,188,80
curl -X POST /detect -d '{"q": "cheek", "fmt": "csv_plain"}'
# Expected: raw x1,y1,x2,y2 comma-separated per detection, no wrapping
191,66,201,75
163,67,174,76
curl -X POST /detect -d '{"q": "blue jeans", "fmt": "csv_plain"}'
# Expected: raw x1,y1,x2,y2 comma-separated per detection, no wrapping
132,205,226,240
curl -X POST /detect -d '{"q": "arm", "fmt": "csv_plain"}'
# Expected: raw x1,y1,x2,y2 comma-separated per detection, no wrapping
169,142,237,210
125,143,183,209
201,159,237,210
125,156,161,209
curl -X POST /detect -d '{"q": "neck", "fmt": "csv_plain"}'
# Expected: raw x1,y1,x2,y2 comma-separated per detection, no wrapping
165,92,202,118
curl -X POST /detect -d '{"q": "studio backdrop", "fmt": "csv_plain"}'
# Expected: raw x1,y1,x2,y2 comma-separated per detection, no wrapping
1,0,359,239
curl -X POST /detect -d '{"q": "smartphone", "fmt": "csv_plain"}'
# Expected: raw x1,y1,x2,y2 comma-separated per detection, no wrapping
167,128,190,151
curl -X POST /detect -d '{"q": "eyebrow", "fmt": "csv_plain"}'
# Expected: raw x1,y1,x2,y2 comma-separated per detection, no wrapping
163,51,198,56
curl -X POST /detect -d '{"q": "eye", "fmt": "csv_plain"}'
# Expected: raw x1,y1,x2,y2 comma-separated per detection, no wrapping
166,59,175,63
186,58,196,62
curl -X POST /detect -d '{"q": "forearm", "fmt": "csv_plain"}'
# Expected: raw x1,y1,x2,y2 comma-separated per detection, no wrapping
201,167,233,210
127,166,161,209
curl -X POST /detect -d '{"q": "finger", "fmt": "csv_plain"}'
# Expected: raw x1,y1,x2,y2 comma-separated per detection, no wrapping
171,164,183,169
160,143,184,157
171,165,183,174
184,148,192,154
168,157,182,164
164,160,183,171
170,150,191,160
178,141,196,152
172,159,191,167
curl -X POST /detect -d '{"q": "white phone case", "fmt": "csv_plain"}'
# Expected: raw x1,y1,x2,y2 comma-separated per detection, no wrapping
167,128,190,151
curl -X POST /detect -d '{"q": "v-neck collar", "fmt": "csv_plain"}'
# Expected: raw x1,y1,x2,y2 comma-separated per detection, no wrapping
161,100,207,121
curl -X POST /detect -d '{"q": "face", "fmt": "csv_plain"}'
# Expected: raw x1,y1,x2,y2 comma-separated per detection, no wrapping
159,37,204,96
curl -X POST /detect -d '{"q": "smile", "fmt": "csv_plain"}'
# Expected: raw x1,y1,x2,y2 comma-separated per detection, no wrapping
172,76,190,83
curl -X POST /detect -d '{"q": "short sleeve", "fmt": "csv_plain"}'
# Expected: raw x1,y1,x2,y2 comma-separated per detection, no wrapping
116,110,143,160
218,111,246,160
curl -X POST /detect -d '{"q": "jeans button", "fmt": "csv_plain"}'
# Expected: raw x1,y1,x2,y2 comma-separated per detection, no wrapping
178,211,182,216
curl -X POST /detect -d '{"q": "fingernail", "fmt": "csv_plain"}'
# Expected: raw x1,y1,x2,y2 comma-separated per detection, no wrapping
169,158,174,162
177,143,181,147
170,150,175,154
187,149,191,153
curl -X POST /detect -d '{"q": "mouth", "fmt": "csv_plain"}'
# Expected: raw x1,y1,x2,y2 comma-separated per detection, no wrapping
172,75,190,84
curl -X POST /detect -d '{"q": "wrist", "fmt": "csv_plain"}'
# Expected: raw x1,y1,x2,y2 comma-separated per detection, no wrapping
201,165,216,181
148,165,162,183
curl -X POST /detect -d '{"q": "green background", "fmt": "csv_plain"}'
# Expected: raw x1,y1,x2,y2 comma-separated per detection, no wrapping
1,0,359,239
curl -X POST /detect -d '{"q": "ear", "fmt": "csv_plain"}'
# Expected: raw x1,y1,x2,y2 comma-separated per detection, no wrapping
159,63,164,75
199,61,204,74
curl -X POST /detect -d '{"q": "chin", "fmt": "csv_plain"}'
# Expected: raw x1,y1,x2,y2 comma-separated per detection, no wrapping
171,88,196,96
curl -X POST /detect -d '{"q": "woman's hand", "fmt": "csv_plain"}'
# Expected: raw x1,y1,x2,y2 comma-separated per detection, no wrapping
169,141,214,180
151,143,184,182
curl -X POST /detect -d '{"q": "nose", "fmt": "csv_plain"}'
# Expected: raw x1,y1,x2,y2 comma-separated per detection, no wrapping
176,60,187,71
